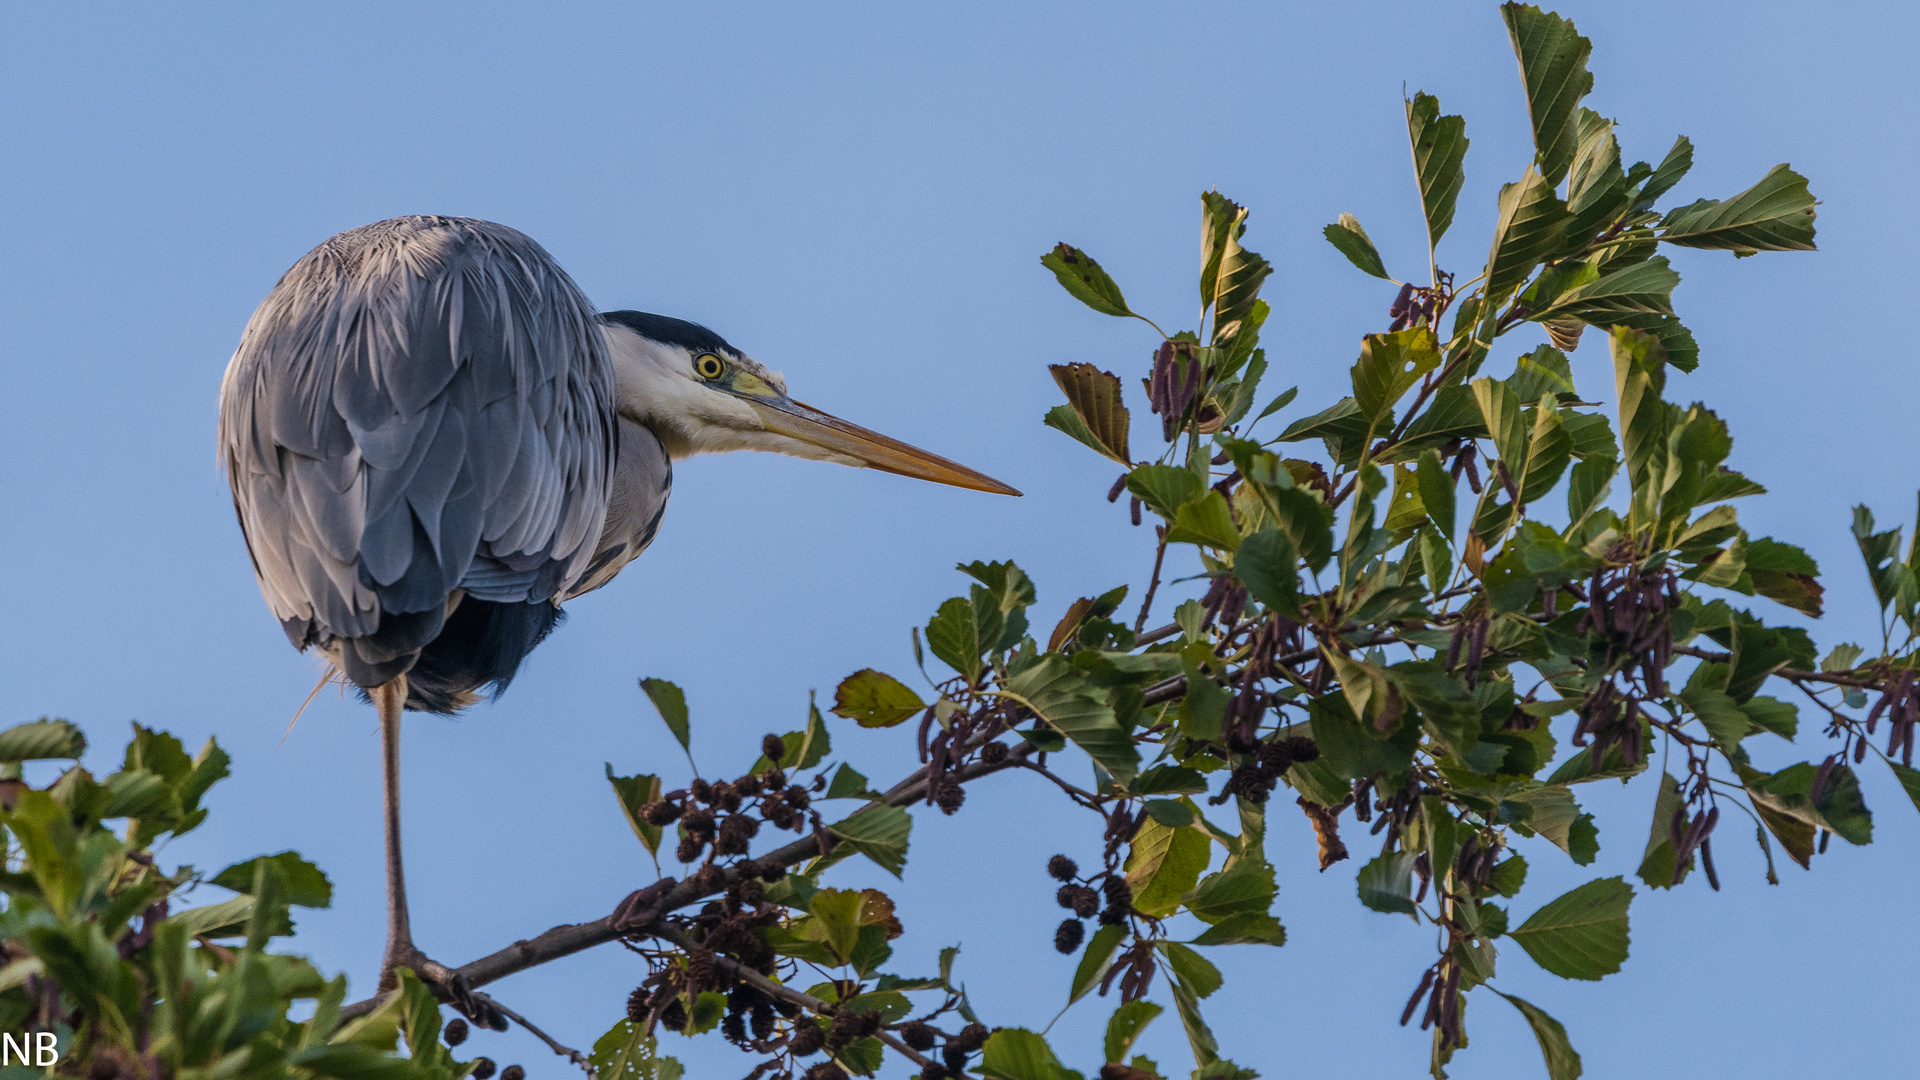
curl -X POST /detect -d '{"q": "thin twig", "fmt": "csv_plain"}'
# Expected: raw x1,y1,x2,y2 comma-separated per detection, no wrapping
486,995,595,1076
1135,533,1170,634
1674,645,1885,689
1014,760,1105,810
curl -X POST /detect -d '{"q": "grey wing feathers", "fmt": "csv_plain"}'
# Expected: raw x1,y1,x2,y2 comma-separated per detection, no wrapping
218,216,614,684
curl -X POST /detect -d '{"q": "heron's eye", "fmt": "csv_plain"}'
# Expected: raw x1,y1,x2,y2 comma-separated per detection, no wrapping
694,353,726,380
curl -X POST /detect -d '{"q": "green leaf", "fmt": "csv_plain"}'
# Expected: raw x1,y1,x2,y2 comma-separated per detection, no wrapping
827,805,912,878
1042,243,1134,318
591,1020,682,1080
1233,528,1300,614
1180,857,1276,925
1502,1,1595,186
1165,492,1243,551
0,719,85,763
1406,92,1469,248
1124,817,1211,917
1529,258,1679,328
1744,538,1824,617
826,762,878,800
831,669,926,728
1155,942,1222,998
1504,785,1599,864
1508,876,1632,980
1356,851,1418,915
640,678,691,755
1493,990,1585,1080
605,767,664,858
1128,465,1206,519
981,1028,1079,1080
1352,328,1442,427
1323,213,1390,279
1485,169,1569,303
1071,924,1125,1005
1746,761,1873,847
807,888,866,964
1639,136,1694,207
1188,912,1286,947
1889,761,1920,818
1104,1001,1164,1065
1048,363,1133,465
1200,192,1273,351
1004,654,1140,782
1253,385,1298,423
1415,449,1457,542
210,851,332,908
1635,772,1689,890
927,594,1004,684
1131,765,1210,796
1659,164,1818,252
757,696,835,772
1166,959,1220,1068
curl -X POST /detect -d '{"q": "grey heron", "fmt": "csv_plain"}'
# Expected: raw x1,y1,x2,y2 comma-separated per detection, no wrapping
217,216,1015,1018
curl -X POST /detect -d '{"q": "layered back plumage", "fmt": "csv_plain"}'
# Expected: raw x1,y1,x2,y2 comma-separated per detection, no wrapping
218,216,617,703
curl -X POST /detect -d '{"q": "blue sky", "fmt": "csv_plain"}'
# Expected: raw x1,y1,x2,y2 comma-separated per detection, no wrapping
3,2,1917,1076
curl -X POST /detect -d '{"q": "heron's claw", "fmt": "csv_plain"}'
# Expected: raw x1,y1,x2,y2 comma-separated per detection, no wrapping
381,945,509,1031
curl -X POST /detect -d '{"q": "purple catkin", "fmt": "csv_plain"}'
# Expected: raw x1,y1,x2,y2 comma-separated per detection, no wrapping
1107,474,1128,502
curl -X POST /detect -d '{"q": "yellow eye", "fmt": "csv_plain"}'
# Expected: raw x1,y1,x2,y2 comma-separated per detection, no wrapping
694,353,726,380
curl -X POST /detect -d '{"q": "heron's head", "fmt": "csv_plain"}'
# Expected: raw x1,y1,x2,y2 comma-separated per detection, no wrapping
599,311,1018,495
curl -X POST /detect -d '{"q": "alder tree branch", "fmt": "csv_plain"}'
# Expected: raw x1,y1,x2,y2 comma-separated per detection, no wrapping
340,741,1036,1021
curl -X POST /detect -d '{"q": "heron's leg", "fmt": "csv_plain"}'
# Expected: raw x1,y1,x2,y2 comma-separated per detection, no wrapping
373,674,415,989
369,676,508,1029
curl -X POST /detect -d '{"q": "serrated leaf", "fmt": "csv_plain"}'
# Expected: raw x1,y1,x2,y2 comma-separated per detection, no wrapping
1486,169,1570,303
832,669,926,728
1639,136,1694,207
1324,213,1390,279
981,1028,1078,1080
1508,876,1632,980
1049,363,1132,465
1180,857,1276,925
1127,464,1205,519
1155,941,1221,999
1125,817,1211,917
606,767,664,857
1004,654,1139,782
1502,2,1594,186
1352,327,1442,427
1407,92,1469,248
1233,527,1300,614
1071,923,1125,1005
1042,243,1133,317
640,678,691,754
0,719,85,763
827,805,912,877
1529,257,1679,328
1104,1001,1164,1064
1356,851,1418,915
1165,492,1242,551
1193,911,1287,953
211,851,332,908
1493,991,1585,1080
1659,164,1817,252
1635,772,1688,890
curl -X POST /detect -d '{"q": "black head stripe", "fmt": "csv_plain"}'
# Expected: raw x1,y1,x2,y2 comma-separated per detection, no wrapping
600,310,737,357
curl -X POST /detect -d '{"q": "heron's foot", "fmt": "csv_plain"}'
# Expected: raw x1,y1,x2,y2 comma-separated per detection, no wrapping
379,941,509,1031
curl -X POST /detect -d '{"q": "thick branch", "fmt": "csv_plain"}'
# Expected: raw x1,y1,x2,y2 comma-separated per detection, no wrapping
340,744,1034,1020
